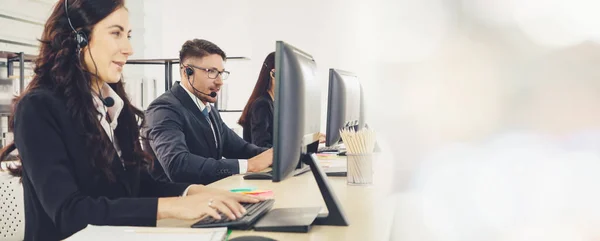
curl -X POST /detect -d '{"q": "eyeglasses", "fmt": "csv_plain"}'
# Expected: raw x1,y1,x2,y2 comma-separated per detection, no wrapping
187,64,230,80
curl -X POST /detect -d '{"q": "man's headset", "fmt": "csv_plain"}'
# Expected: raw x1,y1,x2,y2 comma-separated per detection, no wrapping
65,0,114,107
184,66,217,98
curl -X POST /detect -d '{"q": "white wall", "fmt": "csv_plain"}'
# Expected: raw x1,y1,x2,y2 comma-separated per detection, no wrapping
0,0,51,55
141,0,367,131
0,0,149,99
0,0,371,131
0,0,55,97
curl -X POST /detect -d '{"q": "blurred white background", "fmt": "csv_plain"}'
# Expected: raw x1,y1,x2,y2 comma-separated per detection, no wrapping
358,0,600,240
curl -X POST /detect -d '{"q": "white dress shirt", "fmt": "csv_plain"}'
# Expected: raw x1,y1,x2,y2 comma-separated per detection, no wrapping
93,83,191,196
180,84,248,174
92,83,124,162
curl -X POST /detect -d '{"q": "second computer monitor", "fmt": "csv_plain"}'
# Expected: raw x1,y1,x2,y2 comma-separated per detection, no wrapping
272,41,321,182
325,69,364,147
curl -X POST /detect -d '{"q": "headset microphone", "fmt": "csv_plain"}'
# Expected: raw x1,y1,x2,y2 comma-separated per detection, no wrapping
201,91,217,98
102,96,115,107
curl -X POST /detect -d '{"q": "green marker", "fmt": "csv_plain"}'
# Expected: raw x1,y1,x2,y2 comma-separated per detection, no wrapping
225,229,232,241
230,187,256,193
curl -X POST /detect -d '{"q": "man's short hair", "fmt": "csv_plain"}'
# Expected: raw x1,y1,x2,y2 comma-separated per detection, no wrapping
179,39,227,63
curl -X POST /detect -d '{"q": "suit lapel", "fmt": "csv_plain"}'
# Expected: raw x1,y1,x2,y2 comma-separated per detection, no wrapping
170,82,218,157
109,152,133,196
97,113,134,196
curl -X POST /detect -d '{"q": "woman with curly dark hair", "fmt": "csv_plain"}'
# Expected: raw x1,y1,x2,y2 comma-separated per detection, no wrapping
0,0,260,240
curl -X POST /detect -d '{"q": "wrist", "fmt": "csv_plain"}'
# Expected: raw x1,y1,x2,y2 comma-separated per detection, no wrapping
246,161,257,172
185,184,206,196
157,197,178,220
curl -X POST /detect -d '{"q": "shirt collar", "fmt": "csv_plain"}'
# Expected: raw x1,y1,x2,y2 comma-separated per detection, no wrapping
92,82,124,125
181,83,211,113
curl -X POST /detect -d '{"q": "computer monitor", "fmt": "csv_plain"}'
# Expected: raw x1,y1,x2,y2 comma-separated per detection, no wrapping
271,41,349,226
325,69,365,147
271,42,320,182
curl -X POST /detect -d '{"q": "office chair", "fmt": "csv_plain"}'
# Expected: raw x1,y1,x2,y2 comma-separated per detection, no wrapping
0,172,24,241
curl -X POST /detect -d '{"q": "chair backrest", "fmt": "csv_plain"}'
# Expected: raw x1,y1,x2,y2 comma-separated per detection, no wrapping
0,172,24,241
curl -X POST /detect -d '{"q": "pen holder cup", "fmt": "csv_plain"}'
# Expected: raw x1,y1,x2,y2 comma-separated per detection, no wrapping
346,153,375,186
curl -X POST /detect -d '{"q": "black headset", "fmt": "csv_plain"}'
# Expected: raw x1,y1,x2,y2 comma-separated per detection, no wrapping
65,0,88,51
183,65,217,98
65,0,114,108
185,66,194,77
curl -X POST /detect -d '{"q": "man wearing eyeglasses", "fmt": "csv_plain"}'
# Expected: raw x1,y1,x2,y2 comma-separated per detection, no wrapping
144,39,273,185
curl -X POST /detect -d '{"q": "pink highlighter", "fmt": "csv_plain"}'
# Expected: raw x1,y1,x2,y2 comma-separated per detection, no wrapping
242,190,274,199
230,187,275,199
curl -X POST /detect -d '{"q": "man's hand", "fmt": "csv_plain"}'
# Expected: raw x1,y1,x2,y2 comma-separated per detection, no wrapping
319,133,326,143
247,148,273,172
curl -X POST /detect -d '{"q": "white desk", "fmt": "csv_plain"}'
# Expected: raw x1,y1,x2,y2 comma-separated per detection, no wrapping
158,155,395,241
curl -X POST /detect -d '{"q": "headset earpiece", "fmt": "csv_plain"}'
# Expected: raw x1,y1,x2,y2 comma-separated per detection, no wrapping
185,66,194,77
65,0,88,50
75,31,88,49
75,32,87,48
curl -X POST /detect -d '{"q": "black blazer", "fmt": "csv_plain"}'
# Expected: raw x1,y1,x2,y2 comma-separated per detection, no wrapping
12,88,191,241
242,94,274,148
145,82,267,185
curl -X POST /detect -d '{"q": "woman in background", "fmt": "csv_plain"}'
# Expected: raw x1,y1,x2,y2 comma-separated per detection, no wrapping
239,52,276,148
0,1,259,240
239,52,326,148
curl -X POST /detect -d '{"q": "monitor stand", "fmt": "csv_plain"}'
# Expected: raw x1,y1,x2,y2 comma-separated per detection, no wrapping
302,152,349,226
252,153,349,232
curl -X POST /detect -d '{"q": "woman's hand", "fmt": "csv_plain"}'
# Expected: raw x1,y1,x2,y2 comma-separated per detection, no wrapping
157,186,262,221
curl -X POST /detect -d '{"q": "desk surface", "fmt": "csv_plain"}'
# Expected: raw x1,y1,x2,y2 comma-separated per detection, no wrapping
158,156,395,241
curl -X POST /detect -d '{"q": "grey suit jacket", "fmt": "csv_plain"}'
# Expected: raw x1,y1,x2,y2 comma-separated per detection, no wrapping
144,82,268,184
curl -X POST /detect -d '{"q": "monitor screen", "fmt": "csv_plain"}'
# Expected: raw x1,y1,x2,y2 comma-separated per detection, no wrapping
325,69,364,146
272,41,321,182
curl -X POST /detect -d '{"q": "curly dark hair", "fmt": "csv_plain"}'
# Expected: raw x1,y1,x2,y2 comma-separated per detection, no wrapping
0,0,151,181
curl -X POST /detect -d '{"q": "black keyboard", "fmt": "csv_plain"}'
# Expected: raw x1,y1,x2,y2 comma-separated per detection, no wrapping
317,145,341,153
191,199,275,230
